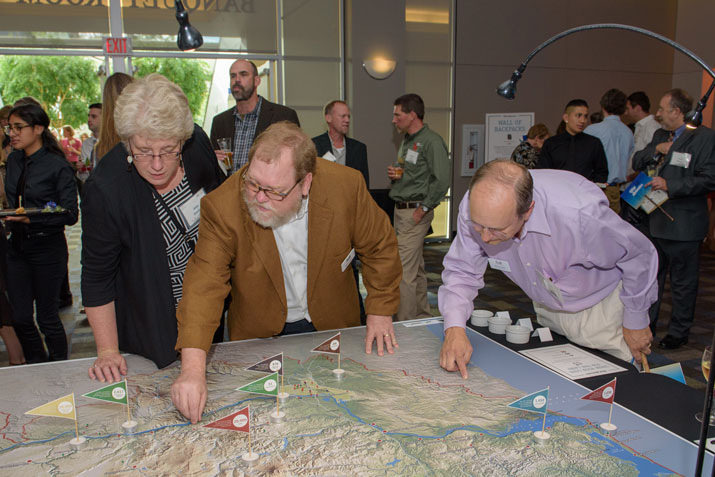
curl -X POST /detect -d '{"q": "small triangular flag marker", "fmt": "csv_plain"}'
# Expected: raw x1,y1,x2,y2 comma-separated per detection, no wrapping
581,378,618,432
508,387,551,440
237,372,279,396
246,353,283,376
204,406,250,433
83,380,128,405
312,332,341,354
580,378,616,404
507,388,549,415
26,393,77,421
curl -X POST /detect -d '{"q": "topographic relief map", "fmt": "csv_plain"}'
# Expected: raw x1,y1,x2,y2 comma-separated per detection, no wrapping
0,319,711,476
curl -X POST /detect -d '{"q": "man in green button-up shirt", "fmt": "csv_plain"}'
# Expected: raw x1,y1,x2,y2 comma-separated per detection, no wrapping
387,94,450,321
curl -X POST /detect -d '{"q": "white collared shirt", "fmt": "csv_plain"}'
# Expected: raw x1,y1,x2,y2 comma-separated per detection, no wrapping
272,197,311,323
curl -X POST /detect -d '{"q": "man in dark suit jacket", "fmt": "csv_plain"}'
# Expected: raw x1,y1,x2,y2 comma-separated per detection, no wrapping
312,100,369,188
312,100,370,322
633,88,715,349
210,59,299,175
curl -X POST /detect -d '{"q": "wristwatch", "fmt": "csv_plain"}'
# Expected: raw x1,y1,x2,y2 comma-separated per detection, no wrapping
419,204,430,212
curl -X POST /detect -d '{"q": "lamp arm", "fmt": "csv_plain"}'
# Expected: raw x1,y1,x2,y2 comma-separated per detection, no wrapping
519,23,715,80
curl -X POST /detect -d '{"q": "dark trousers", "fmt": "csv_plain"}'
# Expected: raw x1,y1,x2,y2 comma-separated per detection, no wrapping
648,237,700,339
7,233,69,363
280,319,317,336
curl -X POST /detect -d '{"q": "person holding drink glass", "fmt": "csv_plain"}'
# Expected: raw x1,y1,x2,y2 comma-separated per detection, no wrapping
81,74,224,381
387,93,450,322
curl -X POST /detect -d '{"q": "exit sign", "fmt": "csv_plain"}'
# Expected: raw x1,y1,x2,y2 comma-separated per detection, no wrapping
103,37,132,56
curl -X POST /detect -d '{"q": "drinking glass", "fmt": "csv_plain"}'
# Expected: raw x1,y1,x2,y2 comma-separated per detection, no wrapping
696,346,715,425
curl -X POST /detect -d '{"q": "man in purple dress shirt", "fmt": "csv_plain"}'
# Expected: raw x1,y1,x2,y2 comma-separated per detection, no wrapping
438,160,658,379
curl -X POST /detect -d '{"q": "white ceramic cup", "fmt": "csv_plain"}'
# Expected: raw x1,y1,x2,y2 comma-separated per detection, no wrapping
506,325,530,344
470,309,493,327
488,315,511,334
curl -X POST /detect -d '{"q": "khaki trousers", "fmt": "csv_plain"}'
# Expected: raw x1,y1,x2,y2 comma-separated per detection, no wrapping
394,207,433,321
533,282,632,362
604,185,621,214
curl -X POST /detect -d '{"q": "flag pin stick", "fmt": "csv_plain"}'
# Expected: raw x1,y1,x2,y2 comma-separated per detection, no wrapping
71,418,86,446
271,393,286,422
242,407,259,463
278,361,289,402
333,352,345,378
122,379,137,432
533,387,550,442
69,395,86,447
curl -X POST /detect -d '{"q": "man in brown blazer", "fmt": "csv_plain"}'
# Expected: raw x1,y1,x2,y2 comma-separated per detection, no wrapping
172,122,402,423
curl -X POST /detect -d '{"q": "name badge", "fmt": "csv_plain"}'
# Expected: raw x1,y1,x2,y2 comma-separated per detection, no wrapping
405,148,419,165
488,258,511,273
178,188,206,227
538,270,563,304
670,151,691,168
341,248,356,272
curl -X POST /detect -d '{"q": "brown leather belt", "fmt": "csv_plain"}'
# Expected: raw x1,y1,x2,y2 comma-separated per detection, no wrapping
395,201,420,209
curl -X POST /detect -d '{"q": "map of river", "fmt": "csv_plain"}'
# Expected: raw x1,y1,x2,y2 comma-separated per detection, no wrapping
0,318,711,475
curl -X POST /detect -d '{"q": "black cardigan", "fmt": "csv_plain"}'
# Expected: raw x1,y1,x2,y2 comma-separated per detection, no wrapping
81,124,224,368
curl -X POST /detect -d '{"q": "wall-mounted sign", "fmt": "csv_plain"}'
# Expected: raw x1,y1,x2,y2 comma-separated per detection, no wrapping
103,37,132,56
485,112,534,163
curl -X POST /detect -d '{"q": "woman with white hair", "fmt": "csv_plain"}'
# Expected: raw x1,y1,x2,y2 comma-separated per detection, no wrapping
81,74,224,381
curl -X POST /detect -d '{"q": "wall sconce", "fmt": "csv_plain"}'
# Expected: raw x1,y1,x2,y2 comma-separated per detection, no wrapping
362,58,397,80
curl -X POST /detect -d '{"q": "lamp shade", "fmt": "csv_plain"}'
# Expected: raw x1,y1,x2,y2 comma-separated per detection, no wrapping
362,58,397,80
175,0,203,51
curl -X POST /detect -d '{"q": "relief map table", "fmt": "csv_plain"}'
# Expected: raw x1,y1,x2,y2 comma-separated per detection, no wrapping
0,318,711,476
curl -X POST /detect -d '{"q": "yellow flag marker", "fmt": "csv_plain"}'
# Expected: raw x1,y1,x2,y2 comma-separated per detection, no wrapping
25,393,86,446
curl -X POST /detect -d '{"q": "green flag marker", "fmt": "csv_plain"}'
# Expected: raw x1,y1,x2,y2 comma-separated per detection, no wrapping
237,372,279,396
83,380,128,405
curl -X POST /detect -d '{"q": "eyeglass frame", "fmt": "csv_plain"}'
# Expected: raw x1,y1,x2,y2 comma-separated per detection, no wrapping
467,212,526,241
129,140,183,163
3,123,33,135
242,171,302,201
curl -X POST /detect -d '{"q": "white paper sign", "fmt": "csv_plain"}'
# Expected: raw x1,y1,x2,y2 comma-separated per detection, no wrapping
520,344,627,380
535,327,553,342
495,311,511,319
485,112,534,163
517,318,534,331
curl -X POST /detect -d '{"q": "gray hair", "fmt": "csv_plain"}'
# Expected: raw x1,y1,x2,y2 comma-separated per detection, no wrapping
114,73,193,146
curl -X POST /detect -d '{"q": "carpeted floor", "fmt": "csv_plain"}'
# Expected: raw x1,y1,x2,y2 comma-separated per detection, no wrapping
1,222,713,392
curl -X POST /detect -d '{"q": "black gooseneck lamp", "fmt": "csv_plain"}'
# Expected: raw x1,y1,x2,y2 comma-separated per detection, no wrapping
497,23,715,475
175,0,203,51
496,23,714,130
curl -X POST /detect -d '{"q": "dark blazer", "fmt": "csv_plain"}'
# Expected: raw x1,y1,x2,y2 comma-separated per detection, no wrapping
81,124,225,368
312,132,370,188
632,126,715,241
209,97,300,148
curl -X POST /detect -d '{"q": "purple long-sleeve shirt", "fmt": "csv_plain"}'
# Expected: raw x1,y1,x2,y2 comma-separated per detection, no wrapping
438,169,658,331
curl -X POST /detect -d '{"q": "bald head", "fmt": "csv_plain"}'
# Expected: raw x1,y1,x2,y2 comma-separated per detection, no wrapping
468,160,534,244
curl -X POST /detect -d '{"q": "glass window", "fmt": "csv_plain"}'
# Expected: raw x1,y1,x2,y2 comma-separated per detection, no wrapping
0,1,109,49
283,0,340,57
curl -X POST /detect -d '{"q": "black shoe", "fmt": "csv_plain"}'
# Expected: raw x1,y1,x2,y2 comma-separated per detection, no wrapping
658,334,688,350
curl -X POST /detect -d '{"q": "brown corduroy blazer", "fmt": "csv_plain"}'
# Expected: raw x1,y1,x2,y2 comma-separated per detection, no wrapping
176,158,401,352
